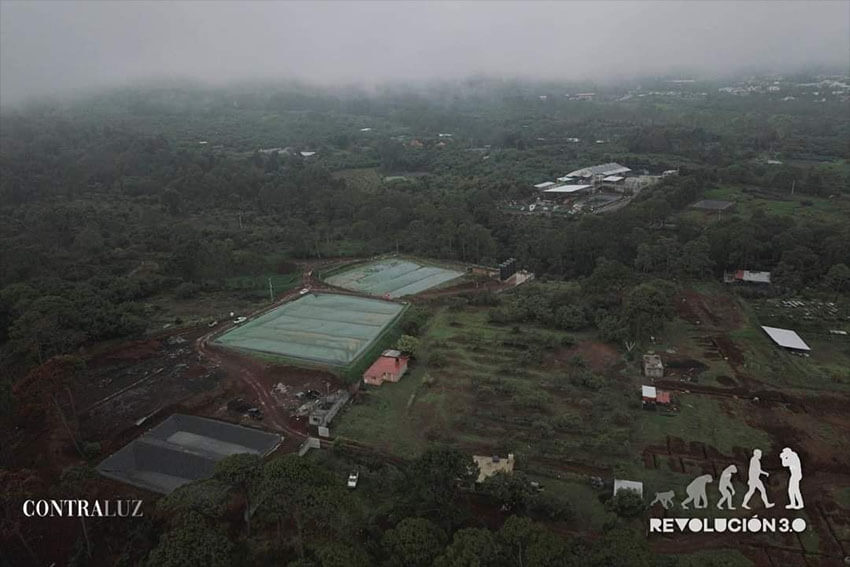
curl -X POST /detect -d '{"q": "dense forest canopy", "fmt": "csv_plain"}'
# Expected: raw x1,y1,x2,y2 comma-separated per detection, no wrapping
1,82,848,370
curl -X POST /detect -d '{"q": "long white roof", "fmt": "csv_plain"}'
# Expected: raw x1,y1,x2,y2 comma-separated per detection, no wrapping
566,162,631,178
741,271,771,284
534,181,556,189
761,326,811,351
543,184,592,194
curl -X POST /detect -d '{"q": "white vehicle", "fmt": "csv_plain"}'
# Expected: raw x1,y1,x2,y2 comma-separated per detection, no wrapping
233,316,248,325
299,288,310,295
347,471,359,489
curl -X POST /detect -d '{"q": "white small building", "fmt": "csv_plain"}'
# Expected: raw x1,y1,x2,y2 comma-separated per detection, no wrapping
761,326,811,353
613,479,644,498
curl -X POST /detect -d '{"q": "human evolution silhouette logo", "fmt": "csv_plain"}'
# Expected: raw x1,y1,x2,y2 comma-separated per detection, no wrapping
648,447,807,534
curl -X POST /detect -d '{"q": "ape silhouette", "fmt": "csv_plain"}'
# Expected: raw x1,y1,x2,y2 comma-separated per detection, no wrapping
681,474,713,510
716,465,737,510
649,490,675,510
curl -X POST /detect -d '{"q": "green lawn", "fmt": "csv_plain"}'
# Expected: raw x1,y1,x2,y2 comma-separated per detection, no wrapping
697,185,850,223
635,394,771,454
335,366,438,458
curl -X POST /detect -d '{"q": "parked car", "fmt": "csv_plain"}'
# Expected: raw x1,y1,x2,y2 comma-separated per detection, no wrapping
347,471,359,489
233,316,247,325
299,287,310,295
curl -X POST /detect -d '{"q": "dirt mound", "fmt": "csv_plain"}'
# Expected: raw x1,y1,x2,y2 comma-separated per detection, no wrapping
674,290,743,331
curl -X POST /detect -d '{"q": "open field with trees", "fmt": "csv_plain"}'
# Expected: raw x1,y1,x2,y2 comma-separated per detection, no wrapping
2,76,849,565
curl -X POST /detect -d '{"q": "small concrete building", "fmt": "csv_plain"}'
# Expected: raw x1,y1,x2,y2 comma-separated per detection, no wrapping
724,270,771,285
643,354,664,379
641,385,671,408
473,453,516,483
363,350,409,386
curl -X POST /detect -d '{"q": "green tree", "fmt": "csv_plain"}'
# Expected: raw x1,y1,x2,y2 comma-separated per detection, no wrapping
824,263,850,293
312,542,372,567
588,527,652,567
213,453,262,534
156,479,231,522
608,489,646,519
395,335,421,358
405,447,476,527
145,511,234,567
381,517,447,567
621,283,673,341
434,527,499,567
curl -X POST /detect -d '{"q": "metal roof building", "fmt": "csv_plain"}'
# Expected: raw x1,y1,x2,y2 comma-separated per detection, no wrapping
543,184,593,194
534,181,557,190
566,162,631,178
761,326,811,352
602,175,625,183
97,414,282,494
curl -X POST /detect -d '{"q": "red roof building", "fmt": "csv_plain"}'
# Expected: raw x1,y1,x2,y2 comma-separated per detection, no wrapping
363,350,409,386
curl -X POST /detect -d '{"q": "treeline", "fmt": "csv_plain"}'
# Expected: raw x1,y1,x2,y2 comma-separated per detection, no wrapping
18,448,665,567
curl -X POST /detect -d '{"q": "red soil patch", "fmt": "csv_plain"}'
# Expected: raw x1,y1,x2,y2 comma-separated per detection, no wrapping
674,289,743,331
550,341,620,374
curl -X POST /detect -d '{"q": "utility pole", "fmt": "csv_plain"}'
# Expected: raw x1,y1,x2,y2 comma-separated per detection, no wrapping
268,278,274,302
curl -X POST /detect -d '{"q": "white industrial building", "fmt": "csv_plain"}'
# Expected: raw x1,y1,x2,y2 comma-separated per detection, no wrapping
534,181,557,190
543,184,593,195
566,162,631,179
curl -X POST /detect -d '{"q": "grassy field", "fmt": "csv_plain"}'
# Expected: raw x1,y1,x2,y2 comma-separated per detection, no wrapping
332,283,850,560
679,185,850,225
337,299,782,474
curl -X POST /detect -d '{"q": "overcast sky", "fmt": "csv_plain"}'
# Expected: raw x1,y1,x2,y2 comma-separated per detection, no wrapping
1,0,848,103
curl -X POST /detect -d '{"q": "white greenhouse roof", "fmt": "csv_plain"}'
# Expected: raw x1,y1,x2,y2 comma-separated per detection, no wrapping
641,385,657,398
543,184,592,194
761,326,811,351
534,181,556,189
566,162,631,178
603,175,625,182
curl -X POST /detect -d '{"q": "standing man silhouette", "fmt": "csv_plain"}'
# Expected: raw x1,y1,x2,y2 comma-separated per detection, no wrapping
742,449,774,509
780,447,804,509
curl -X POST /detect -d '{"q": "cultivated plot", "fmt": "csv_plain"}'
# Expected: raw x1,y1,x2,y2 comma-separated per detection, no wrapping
213,293,404,366
326,259,462,297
